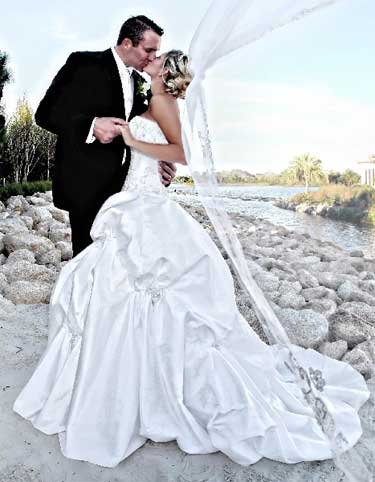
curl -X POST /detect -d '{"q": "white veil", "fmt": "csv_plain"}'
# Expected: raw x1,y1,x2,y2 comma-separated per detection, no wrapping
181,1,372,480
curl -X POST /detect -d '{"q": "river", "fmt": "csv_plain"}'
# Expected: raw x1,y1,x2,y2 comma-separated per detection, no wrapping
169,184,375,259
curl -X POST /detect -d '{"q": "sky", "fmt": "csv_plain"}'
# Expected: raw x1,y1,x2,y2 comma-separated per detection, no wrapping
1,0,374,175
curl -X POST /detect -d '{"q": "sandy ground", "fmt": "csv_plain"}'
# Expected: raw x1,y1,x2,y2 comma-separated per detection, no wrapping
1,304,374,481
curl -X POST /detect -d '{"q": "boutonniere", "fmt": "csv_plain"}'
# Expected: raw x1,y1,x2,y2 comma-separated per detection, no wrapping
135,77,151,105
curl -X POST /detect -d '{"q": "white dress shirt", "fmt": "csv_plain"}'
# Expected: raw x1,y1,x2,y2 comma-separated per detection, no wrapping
85,47,134,165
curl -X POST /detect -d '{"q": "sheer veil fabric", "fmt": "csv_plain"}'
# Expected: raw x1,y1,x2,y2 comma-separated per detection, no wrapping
181,1,372,480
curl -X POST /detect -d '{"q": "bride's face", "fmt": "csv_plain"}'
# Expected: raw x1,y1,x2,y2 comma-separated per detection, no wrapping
143,53,167,79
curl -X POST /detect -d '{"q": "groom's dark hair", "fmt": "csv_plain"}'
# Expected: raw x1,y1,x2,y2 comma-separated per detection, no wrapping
117,15,164,46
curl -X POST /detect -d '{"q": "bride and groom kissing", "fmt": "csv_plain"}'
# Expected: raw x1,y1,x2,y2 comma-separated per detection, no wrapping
35,15,182,256
13,12,369,470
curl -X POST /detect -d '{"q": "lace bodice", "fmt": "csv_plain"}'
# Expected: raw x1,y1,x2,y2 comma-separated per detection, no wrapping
121,116,168,194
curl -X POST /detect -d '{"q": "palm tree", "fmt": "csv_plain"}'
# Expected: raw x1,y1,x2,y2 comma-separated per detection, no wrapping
289,153,326,192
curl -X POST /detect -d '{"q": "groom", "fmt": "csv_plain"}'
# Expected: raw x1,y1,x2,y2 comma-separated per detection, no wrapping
35,15,176,256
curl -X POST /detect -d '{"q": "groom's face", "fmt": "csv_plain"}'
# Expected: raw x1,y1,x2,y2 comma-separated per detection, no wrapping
122,30,161,71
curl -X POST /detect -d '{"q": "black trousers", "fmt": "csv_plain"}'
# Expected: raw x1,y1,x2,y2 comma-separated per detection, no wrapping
69,209,99,257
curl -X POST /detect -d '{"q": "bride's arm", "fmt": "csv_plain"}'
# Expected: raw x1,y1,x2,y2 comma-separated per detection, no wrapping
120,94,187,165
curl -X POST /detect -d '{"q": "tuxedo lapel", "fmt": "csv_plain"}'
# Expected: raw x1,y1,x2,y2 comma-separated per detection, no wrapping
101,48,126,119
129,71,149,121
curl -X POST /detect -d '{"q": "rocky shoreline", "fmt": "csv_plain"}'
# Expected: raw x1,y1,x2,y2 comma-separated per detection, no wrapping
1,190,374,481
275,197,367,223
0,191,374,377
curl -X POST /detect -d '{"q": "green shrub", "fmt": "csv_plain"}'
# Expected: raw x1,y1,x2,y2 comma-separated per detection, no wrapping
290,184,375,209
0,180,52,203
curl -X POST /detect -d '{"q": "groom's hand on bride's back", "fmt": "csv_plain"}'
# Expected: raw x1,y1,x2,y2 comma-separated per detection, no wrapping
159,161,176,187
93,117,126,144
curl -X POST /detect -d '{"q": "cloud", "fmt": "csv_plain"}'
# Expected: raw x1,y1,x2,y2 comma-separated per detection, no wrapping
49,15,78,41
201,79,375,173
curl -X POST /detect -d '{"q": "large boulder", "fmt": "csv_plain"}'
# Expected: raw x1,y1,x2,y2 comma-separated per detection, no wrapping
5,195,29,214
0,216,29,235
3,280,52,304
55,241,73,261
337,280,375,306
342,340,375,379
329,302,375,347
0,260,56,284
5,249,36,265
318,340,348,360
276,308,329,348
2,232,55,256
49,228,71,244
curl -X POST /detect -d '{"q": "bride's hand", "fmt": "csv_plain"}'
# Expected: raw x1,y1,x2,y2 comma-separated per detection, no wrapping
119,123,135,147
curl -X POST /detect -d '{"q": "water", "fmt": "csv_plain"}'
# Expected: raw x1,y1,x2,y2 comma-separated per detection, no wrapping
170,184,375,259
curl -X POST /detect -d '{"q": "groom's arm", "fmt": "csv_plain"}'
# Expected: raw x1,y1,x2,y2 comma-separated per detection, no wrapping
35,52,97,140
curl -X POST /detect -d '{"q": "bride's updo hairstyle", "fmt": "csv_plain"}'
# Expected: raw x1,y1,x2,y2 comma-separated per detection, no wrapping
162,50,192,100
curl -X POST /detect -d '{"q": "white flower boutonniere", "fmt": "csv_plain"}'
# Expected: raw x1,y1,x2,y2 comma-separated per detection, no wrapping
136,79,151,105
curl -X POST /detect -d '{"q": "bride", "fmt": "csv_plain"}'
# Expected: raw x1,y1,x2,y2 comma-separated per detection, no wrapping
13,49,369,469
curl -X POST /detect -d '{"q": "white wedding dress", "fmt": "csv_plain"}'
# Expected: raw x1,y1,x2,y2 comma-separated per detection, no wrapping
13,115,370,468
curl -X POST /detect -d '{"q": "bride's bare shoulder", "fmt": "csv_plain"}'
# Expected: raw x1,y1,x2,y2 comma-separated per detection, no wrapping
150,94,181,144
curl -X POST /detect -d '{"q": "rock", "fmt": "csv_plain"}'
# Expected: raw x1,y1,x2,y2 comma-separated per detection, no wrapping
329,259,358,276
34,219,51,237
46,206,70,224
0,200,5,212
0,216,29,235
5,248,36,265
19,215,34,230
348,257,366,272
253,272,280,292
359,271,375,281
55,241,73,261
278,280,303,296
24,206,53,224
297,269,319,289
337,280,375,305
2,232,55,256
329,302,375,347
301,286,331,301
0,273,8,294
318,340,348,360
358,280,375,297
5,195,29,213
48,227,71,244
35,248,62,266
317,272,347,290
0,292,15,315
0,254,6,265
324,288,342,305
3,280,52,304
277,293,305,309
276,308,328,348
26,195,50,206
316,203,329,216
0,260,56,284
303,298,337,317
342,340,375,379
350,250,365,257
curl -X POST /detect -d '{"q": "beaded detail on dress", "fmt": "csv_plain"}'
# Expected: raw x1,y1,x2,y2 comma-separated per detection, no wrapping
121,116,168,195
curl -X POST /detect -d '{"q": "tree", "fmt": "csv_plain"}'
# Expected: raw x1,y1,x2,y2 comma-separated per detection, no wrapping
340,169,361,187
5,95,50,183
0,51,13,179
328,170,341,184
289,153,327,192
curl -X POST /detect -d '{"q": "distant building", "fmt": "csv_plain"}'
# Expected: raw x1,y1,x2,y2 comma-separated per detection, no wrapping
358,155,375,186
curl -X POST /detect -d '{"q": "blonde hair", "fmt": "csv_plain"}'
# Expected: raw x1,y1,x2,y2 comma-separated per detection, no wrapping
162,50,192,99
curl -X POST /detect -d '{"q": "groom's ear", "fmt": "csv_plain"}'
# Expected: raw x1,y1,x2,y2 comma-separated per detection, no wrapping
121,38,134,49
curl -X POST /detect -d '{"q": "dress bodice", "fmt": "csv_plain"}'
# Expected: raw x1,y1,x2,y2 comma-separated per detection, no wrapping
121,116,168,195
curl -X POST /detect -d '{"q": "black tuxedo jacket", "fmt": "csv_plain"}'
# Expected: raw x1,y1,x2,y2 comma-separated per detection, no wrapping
35,48,149,215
